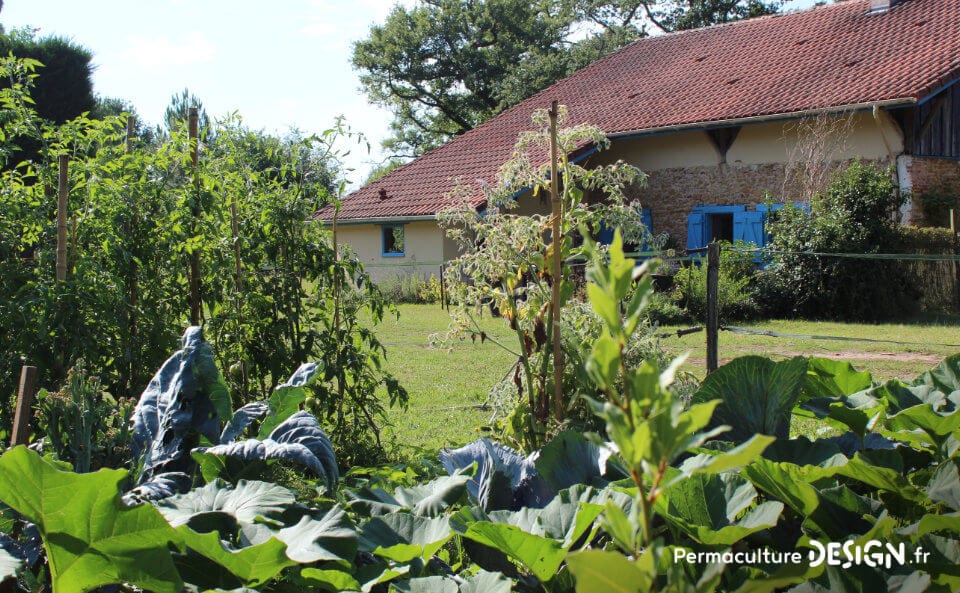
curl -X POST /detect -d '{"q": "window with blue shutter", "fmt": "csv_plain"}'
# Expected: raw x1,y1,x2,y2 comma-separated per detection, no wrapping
687,212,707,251
733,211,766,246
597,222,615,245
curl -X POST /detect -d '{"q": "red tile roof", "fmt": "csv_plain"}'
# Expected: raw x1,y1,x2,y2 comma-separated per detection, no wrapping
317,0,960,222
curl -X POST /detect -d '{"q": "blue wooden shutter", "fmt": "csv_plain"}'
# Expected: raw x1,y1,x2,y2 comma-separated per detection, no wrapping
640,209,652,251
734,211,766,246
597,222,615,246
686,212,706,251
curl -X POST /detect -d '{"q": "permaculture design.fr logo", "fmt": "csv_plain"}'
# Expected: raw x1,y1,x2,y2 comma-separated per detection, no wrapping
674,540,929,569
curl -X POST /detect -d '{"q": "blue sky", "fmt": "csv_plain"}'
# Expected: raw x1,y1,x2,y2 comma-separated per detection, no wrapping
2,0,821,184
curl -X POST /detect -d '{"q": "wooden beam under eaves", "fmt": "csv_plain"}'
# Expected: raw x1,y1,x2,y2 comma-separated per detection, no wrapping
917,93,948,143
706,126,742,164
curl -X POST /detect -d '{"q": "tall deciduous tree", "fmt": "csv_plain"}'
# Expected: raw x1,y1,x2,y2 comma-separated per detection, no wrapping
0,28,95,124
353,0,573,156
354,0,781,157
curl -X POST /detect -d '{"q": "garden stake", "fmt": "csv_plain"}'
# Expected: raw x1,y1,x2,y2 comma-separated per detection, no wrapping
189,107,202,326
56,155,69,282
548,100,563,422
11,366,37,447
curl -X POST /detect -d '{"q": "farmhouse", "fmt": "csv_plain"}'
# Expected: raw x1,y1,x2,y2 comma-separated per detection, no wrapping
315,0,960,281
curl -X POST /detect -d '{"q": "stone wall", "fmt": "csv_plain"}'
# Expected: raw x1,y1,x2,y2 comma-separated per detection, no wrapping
623,163,810,247
906,156,960,227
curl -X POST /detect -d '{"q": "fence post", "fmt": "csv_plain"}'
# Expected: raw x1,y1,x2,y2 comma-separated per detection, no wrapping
440,263,447,310
706,242,720,375
11,366,37,447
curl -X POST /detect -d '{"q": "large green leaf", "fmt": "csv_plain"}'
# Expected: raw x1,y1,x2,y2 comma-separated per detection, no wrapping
193,412,339,491
451,486,603,581
692,356,807,442
566,550,653,593
535,431,626,491
873,380,959,415
156,480,294,528
349,474,471,517
741,458,870,539
0,447,183,593
455,520,565,582
918,512,960,537
886,404,960,454
459,569,512,593
655,473,783,546
273,507,358,564
257,362,323,438
359,513,452,563
761,436,847,468
676,435,775,482
926,460,960,512
833,453,926,504
913,354,960,395
299,568,362,592
176,526,294,587
731,562,825,593
803,358,873,400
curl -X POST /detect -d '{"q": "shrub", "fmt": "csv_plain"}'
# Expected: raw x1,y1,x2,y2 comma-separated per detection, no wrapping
672,241,758,322
378,273,443,304
915,183,959,227
643,290,690,325
894,225,959,313
764,160,916,321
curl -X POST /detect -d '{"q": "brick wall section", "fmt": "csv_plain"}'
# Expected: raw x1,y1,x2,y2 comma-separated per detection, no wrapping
624,163,807,247
623,160,899,246
909,157,960,194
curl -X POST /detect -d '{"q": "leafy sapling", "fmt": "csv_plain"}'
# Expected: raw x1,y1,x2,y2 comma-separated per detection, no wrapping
571,230,774,593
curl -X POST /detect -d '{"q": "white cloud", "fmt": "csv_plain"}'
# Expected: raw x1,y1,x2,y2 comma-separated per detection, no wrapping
122,32,217,69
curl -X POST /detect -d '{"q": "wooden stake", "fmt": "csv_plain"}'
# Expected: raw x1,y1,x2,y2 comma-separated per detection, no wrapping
706,242,720,374
548,100,564,422
440,263,447,310
188,107,202,326
11,366,37,447
125,116,135,153
125,116,139,393
56,155,69,282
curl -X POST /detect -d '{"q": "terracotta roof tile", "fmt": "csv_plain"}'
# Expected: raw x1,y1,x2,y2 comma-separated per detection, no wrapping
318,0,960,221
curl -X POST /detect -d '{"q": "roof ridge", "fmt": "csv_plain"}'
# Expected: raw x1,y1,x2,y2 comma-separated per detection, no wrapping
644,0,859,39
355,0,848,195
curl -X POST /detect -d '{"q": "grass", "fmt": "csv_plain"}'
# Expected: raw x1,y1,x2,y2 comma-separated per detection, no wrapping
658,317,960,382
368,304,516,458
368,305,960,457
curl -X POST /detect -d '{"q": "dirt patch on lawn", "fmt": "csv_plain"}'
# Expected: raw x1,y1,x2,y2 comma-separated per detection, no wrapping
772,350,943,365
685,350,942,367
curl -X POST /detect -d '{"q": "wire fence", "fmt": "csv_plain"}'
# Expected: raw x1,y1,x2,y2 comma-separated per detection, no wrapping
358,242,958,360
651,244,960,371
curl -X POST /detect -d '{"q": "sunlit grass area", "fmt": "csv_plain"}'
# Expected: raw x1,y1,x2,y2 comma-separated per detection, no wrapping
370,305,960,457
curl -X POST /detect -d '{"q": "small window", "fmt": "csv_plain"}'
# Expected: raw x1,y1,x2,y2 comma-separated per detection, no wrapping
381,224,405,257
709,212,734,242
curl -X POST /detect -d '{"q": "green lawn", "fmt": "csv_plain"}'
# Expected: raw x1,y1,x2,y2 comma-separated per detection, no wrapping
369,304,516,458
369,305,960,457
658,317,960,382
